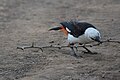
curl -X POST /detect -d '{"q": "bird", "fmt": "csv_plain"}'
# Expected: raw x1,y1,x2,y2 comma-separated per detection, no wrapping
49,20,101,57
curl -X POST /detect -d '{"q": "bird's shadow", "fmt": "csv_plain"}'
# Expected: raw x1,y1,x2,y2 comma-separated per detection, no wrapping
82,51,98,54
55,49,99,58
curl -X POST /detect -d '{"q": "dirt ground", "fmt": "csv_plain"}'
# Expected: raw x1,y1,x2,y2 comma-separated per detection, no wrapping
0,0,120,80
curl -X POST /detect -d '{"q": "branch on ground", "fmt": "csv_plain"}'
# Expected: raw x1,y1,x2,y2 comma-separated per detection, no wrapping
17,38,120,52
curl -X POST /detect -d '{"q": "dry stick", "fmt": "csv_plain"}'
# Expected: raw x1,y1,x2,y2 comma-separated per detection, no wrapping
17,42,43,52
17,39,120,52
102,39,120,43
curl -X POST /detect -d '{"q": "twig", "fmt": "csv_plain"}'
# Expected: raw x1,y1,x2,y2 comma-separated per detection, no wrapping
101,39,120,43
17,42,43,52
17,38,120,52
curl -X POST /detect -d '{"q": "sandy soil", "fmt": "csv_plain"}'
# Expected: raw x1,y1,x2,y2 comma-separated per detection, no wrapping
0,0,120,80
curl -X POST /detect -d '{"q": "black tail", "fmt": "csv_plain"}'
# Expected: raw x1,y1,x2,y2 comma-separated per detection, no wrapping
49,26,62,31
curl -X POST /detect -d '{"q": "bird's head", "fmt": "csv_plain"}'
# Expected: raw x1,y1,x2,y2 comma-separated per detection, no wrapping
85,28,102,43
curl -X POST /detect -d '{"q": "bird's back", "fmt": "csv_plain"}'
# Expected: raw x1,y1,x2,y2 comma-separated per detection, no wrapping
60,21,96,38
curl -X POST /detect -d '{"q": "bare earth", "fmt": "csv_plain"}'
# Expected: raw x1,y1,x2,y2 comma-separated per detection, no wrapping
0,0,120,80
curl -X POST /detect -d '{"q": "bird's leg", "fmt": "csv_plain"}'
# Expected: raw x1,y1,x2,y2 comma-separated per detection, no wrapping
74,44,78,51
69,43,78,57
82,46,92,53
80,44,92,53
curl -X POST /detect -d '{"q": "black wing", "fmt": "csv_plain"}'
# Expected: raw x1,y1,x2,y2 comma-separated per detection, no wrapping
60,21,96,38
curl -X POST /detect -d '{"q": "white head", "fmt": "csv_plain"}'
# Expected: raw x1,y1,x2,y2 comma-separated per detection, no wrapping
85,27,101,43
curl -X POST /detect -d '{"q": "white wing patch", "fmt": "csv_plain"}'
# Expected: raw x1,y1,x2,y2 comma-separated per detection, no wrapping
66,27,71,32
